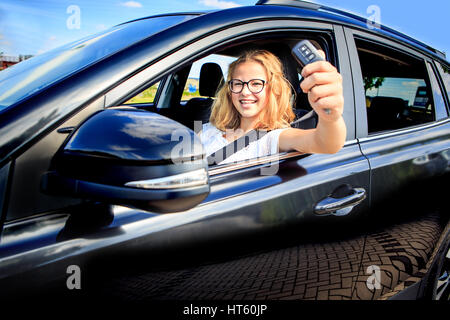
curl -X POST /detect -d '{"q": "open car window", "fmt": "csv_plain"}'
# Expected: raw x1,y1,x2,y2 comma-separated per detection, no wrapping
120,35,336,169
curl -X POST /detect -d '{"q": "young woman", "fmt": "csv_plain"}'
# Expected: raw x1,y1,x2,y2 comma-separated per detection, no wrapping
200,49,346,164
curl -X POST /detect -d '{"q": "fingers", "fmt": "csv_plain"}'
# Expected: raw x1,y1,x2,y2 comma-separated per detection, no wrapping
299,60,344,121
317,49,326,59
307,83,342,104
300,71,340,93
301,60,337,79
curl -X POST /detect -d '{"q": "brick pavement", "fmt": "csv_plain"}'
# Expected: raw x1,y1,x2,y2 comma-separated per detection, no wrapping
352,212,446,300
92,211,447,301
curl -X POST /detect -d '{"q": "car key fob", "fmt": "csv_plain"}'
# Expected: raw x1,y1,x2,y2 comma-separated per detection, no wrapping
292,39,324,67
292,40,331,115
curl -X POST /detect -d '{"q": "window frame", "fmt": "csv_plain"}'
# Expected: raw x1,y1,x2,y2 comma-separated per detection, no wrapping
344,28,447,139
433,60,450,116
426,61,449,120
105,20,355,172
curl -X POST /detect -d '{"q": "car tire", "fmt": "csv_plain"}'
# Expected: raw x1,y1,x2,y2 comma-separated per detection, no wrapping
433,245,450,300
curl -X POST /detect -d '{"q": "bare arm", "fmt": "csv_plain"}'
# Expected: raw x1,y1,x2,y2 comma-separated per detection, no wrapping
279,58,346,154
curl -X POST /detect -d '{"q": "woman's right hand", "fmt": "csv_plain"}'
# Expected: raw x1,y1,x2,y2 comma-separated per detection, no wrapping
299,51,344,123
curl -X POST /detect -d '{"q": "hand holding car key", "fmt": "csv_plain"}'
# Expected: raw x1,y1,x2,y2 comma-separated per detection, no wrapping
292,40,341,117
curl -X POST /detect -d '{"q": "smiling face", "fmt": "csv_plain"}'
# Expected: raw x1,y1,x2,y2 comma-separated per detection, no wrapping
210,50,295,132
230,61,269,128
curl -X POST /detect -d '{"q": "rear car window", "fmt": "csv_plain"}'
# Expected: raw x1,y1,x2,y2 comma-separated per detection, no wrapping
355,39,436,133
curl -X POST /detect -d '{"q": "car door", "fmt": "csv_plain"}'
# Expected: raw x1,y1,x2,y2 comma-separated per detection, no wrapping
344,28,450,300
1,16,370,300
91,20,372,300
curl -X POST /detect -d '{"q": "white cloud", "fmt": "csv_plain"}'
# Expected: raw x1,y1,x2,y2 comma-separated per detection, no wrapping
0,33,8,46
199,0,241,9
120,1,143,8
96,24,107,31
402,80,420,87
0,39,10,47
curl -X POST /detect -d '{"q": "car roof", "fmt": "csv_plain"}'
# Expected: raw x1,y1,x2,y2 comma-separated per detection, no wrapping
118,0,447,64
257,0,447,60
0,1,447,167
1,0,446,113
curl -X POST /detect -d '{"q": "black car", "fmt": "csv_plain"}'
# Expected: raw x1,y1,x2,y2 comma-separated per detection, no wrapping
0,0,449,302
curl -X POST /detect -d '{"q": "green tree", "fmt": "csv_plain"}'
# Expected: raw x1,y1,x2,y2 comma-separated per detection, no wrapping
364,76,385,94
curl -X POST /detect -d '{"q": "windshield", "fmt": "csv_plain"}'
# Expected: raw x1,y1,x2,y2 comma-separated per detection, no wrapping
0,15,193,112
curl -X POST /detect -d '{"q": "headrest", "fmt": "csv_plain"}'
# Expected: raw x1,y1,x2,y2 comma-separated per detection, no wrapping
199,63,224,97
370,96,405,114
368,96,406,132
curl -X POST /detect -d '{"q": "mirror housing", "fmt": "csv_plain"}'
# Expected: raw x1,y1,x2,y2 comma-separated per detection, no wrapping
42,108,209,213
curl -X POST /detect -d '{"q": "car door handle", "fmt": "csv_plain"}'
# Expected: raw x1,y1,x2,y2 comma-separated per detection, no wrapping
314,187,366,216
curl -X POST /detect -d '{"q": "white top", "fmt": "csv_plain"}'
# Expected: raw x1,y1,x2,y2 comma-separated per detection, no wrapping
199,122,287,165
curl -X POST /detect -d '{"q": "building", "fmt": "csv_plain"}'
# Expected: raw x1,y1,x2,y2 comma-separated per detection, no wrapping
0,55,33,70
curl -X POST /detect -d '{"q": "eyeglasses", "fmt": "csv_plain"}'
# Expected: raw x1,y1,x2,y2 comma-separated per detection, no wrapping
228,79,266,94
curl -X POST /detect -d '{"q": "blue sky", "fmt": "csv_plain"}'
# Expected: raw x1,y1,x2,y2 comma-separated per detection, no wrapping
0,0,449,59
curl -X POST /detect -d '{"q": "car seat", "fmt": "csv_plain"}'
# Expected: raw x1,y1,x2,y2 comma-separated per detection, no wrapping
271,45,317,130
182,62,224,130
367,96,406,132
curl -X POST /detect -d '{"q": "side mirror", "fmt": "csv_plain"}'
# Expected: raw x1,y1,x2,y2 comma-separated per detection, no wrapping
42,108,209,213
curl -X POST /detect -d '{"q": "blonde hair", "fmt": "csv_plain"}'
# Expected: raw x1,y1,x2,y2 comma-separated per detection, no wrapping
210,50,296,131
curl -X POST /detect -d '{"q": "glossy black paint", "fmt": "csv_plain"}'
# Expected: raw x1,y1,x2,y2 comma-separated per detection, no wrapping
4,98,104,222
1,4,446,167
43,108,208,212
0,1,448,300
0,143,370,295
62,108,203,163
359,121,450,209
